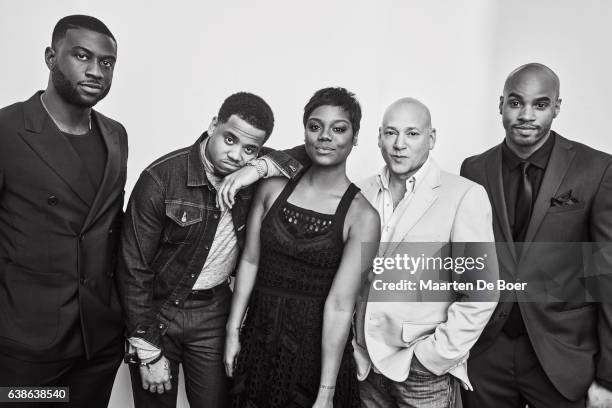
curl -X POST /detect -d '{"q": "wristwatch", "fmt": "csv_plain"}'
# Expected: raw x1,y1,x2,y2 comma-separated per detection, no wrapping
246,158,267,179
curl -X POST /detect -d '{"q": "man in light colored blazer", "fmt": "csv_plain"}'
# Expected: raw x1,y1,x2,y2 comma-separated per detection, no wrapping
354,98,499,407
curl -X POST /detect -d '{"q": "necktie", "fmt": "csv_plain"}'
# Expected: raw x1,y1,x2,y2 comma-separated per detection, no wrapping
504,161,532,338
514,161,532,243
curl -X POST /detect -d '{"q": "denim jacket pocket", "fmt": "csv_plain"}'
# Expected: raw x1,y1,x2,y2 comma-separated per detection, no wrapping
163,201,203,244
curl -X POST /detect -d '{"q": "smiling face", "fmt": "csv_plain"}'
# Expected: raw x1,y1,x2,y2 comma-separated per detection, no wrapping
205,114,267,176
304,105,356,167
500,65,561,156
46,27,117,108
378,99,435,181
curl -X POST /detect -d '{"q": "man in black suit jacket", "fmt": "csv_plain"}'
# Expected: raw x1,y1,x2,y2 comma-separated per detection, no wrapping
460,63,612,407
0,15,127,407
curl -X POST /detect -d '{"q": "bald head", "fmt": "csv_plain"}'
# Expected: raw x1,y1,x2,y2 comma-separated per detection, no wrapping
382,97,432,130
500,63,562,158
503,63,560,100
378,97,436,181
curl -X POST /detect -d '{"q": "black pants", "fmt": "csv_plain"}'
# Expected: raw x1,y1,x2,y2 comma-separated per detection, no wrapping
129,284,231,408
0,340,123,408
461,332,585,408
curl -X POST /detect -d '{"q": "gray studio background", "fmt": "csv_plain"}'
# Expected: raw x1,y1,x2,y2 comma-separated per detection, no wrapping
1,1,611,406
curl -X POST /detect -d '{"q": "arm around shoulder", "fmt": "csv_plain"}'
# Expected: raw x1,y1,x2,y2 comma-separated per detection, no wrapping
260,144,309,179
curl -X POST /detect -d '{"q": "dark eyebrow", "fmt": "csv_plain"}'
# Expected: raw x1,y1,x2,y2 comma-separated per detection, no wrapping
332,119,350,125
506,93,523,100
71,46,117,62
534,97,552,103
71,46,91,53
222,129,237,137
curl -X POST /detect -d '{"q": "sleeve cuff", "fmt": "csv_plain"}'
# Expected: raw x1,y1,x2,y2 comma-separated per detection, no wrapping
127,321,165,350
260,150,303,179
128,337,162,360
260,157,284,178
413,340,443,376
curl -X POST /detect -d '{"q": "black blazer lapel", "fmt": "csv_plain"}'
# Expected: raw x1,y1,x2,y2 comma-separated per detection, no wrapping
19,92,96,207
81,111,123,231
485,145,518,263
523,134,575,251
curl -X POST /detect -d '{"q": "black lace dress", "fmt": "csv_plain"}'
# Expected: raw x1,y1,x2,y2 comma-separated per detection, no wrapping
231,177,361,408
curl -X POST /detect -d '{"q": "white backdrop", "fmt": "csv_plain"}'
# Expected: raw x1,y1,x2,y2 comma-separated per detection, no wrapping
1,1,611,406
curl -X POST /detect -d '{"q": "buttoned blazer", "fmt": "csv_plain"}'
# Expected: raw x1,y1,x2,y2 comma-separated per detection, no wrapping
354,159,498,388
460,132,612,400
0,91,128,361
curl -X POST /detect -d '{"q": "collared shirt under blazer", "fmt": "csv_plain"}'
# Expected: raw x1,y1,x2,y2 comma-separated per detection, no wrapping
353,158,499,389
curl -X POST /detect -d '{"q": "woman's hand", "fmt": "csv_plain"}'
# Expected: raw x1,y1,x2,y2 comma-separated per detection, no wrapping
312,387,334,408
224,329,241,377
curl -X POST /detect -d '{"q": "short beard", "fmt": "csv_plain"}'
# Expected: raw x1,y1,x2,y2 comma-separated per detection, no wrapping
51,65,110,108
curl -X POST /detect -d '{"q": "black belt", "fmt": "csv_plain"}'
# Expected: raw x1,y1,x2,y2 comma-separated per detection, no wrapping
187,280,229,300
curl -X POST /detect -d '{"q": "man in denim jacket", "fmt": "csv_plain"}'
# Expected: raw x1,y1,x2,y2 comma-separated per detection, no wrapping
117,92,302,407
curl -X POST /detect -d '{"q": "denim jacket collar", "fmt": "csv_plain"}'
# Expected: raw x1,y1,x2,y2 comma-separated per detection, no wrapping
187,132,210,187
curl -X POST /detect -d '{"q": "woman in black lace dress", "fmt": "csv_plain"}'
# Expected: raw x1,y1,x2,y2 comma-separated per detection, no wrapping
224,87,380,408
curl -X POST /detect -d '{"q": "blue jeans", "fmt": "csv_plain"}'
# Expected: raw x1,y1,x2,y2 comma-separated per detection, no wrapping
129,284,232,408
359,357,456,408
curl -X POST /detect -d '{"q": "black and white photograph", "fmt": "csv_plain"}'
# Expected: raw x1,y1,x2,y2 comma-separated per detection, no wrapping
1,1,612,407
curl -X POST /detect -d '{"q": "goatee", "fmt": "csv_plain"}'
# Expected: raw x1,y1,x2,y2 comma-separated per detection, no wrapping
51,65,110,108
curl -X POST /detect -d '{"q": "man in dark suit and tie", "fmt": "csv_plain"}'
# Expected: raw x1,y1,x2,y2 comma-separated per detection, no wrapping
0,15,127,407
460,63,612,407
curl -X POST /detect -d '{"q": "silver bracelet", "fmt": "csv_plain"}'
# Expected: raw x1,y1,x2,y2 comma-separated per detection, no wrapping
319,384,336,390
139,353,163,368
246,158,267,178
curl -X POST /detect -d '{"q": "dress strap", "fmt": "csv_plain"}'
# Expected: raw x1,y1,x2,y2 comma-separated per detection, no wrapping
333,183,360,243
264,171,306,222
